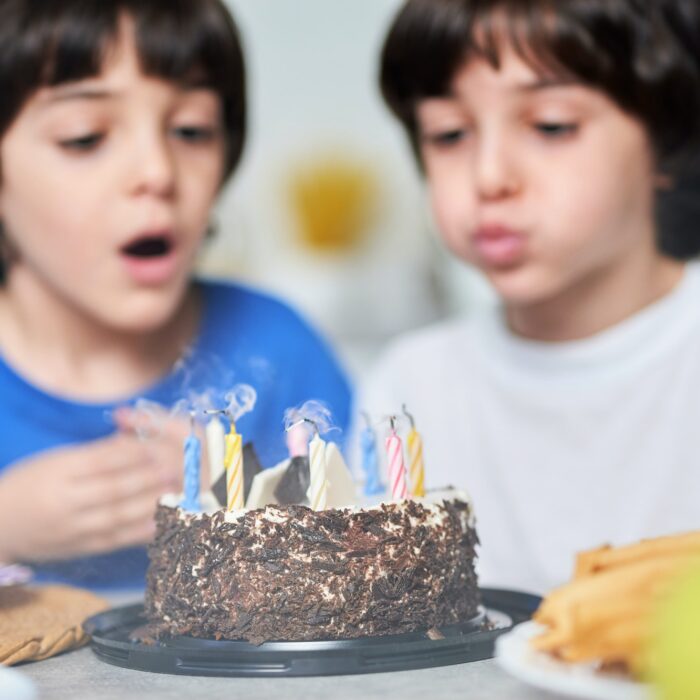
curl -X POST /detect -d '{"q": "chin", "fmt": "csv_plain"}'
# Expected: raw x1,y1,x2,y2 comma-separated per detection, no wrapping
483,266,561,307
104,288,189,335
104,311,176,335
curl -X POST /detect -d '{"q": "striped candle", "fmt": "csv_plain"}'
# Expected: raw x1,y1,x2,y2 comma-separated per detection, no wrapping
385,428,408,501
307,432,328,510
180,432,202,511
407,427,425,497
360,420,383,496
224,424,244,511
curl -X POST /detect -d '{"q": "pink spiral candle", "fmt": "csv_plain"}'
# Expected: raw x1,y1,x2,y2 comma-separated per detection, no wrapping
286,421,310,458
385,429,408,501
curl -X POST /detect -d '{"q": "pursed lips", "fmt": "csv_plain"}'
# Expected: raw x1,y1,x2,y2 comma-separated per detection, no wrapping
471,224,527,267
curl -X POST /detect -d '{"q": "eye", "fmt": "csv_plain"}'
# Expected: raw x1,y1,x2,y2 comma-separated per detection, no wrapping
172,125,218,143
58,133,104,151
424,128,468,147
534,122,578,138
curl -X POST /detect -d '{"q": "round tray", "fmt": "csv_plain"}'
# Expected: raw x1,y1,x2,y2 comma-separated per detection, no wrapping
84,587,540,677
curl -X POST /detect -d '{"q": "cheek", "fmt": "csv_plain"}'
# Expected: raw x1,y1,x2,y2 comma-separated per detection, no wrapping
180,146,225,192
543,123,655,246
177,155,224,224
545,168,652,256
4,183,91,248
427,174,475,256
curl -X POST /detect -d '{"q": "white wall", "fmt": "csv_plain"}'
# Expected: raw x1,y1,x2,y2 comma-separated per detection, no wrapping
199,0,490,377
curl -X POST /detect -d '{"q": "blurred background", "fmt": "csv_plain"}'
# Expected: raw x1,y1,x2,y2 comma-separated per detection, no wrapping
199,1,699,381
197,0,494,380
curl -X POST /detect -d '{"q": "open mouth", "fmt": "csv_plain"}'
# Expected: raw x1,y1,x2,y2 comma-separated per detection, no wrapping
122,235,173,258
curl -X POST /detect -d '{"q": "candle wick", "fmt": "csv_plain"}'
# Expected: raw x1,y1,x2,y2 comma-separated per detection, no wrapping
401,404,415,429
302,417,320,437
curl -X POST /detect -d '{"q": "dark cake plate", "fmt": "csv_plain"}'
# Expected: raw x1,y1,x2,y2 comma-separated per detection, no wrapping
84,588,540,677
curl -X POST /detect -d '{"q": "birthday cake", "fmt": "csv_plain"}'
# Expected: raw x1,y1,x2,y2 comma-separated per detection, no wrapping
141,397,480,645
144,490,480,644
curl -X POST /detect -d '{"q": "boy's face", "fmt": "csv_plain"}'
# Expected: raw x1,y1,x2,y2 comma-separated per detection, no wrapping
0,21,226,333
416,46,658,309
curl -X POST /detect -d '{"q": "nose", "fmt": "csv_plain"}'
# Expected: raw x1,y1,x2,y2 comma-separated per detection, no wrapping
129,130,176,199
474,132,521,202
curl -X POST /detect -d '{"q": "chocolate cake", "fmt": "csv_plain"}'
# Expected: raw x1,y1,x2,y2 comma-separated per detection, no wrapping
144,491,480,644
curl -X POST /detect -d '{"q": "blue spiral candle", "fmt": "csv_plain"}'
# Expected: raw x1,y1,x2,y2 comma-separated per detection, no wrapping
361,417,384,496
180,428,202,512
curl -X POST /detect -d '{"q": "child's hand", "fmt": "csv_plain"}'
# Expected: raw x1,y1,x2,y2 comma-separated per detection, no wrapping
0,431,182,563
113,406,212,488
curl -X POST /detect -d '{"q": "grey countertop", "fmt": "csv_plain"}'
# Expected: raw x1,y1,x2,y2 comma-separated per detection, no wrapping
21,648,565,700
14,590,567,700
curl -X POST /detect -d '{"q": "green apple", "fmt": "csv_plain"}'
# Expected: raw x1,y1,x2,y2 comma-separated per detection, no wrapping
649,561,700,700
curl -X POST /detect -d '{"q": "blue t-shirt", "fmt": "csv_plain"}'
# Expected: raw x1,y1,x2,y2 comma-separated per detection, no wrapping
0,279,352,589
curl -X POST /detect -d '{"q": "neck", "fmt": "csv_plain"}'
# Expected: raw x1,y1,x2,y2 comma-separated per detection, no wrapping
504,253,685,342
0,269,200,401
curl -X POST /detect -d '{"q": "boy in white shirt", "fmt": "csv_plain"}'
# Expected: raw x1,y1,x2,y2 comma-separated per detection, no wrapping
361,0,700,594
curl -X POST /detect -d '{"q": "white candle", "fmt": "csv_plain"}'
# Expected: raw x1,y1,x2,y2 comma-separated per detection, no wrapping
205,416,226,489
307,433,328,510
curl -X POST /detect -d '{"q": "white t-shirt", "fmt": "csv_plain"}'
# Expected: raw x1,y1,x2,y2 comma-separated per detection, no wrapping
358,262,700,595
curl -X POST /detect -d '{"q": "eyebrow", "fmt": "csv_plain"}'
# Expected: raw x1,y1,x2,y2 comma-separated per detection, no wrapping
42,87,117,104
41,83,217,106
517,77,578,92
438,76,579,101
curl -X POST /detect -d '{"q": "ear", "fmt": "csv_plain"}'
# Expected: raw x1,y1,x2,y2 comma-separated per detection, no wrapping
654,172,675,191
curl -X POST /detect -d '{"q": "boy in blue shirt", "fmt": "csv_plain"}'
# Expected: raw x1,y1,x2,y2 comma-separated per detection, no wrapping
0,0,350,588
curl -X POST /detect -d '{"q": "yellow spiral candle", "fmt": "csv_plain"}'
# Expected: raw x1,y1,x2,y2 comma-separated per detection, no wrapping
307,433,328,510
407,427,426,498
224,423,244,511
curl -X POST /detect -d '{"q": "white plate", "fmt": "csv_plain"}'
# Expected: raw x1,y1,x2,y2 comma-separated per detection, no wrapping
495,621,652,700
0,564,32,587
0,667,37,700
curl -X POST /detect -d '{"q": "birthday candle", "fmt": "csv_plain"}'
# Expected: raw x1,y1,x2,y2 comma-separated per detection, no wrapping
224,421,244,511
403,406,426,498
307,432,328,510
385,421,408,501
360,415,383,496
205,414,226,489
286,420,310,458
180,419,202,512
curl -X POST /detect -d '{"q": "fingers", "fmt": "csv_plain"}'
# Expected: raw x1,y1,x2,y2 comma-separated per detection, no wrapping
114,406,191,444
71,461,173,513
68,432,181,489
31,515,158,561
44,486,166,559
0,432,185,562
114,407,210,488
73,490,161,544
112,404,171,439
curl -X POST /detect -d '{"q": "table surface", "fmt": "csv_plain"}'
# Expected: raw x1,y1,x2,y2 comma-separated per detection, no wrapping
21,647,566,700
16,591,568,700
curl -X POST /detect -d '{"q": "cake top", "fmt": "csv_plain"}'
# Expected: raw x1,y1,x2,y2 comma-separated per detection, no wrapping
159,486,476,527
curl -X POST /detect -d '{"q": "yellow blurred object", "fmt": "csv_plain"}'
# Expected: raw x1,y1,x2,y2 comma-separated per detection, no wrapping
532,532,700,676
575,531,700,578
649,561,700,700
288,155,379,252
